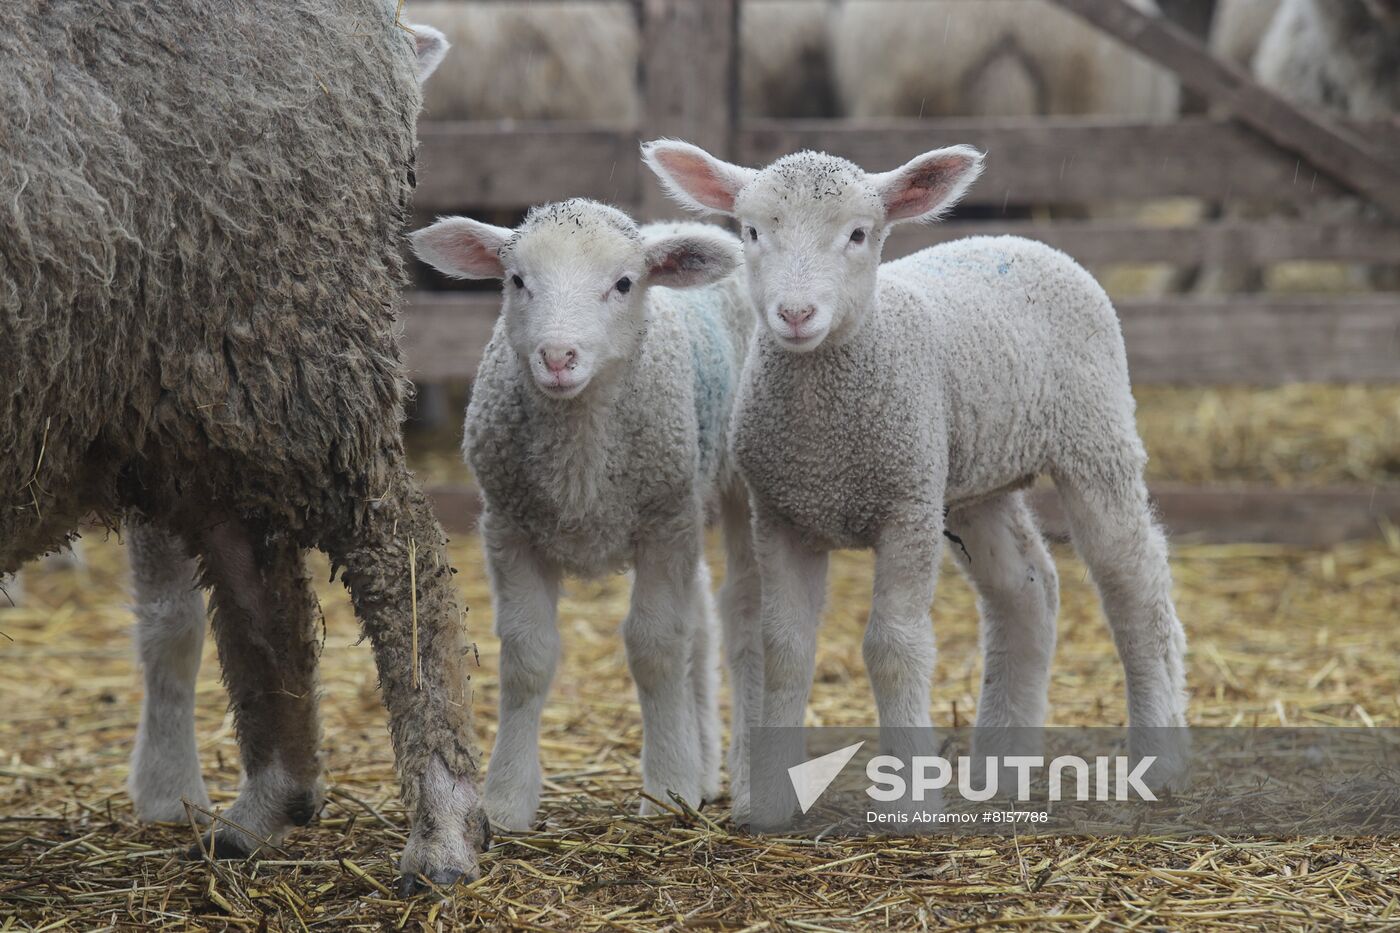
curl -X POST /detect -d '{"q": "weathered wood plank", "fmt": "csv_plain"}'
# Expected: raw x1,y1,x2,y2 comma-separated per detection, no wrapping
1046,0,1400,217
739,117,1365,205
401,291,1400,386
400,292,499,381
1030,483,1400,547
425,481,1400,546
1118,296,1400,385
889,220,1400,265
638,0,738,217
415,122,640,211
412,117,1400,213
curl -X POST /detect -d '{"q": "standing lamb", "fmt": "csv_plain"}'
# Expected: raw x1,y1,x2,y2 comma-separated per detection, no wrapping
1,1,484,890
410,201,761,829
643,140,1189,824
830,0,1179,120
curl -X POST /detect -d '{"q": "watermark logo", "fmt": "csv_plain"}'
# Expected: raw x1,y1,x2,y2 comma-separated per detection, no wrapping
751,727,1400,837
788,741,864,813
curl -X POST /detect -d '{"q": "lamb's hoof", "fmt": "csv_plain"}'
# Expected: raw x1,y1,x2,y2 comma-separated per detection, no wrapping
184,831,255,862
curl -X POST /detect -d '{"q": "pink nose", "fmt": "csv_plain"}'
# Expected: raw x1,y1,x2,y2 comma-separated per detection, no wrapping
778,306,816,328
539,346,577,374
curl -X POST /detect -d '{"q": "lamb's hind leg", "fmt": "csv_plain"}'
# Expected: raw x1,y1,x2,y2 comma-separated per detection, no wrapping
718,488,761,819
688,559,722,802
946,493,1058,752
1054,464,1189,783
190,518,323,859
126,522,211,824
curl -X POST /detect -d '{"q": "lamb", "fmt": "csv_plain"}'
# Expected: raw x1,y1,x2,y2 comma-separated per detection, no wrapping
642,140,1189,824
409,200,761,829
1,1,484,890
829,0,1179,120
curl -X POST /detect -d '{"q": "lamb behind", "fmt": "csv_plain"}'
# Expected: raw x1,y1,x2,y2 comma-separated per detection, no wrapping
644,141,1189,825
411,201,762,829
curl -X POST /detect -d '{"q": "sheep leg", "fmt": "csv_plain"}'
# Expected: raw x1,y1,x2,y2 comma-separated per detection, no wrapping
749,519,828,829
718,488,762,818
864,522,941,778
1055,472,1189,786
126,522,211,824
624,529,706,815
947,493,1058,760
325,481,486,892
689,560,723,803
189,518,323,859
482,525,560,832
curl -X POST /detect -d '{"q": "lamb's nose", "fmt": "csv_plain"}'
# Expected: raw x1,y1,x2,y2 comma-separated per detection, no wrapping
778,305,816,328
539,346,577,374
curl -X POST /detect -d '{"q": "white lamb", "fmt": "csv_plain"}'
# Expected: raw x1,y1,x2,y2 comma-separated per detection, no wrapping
643,140,1189,823
410,200,761,830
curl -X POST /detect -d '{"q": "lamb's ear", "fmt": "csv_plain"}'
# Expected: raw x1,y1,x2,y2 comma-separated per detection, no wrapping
643,227,741,288
871,146,985,224
408,24,450,84
641,139,757,216
410,217,512,280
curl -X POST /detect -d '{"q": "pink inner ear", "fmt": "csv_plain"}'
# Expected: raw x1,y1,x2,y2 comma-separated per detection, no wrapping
883,156,972,221
656,150,737,213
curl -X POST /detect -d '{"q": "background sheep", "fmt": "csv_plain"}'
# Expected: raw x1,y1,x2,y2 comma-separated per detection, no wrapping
644,140,1189,823
1209,0,1281,68
1201,0,1400,292
830,0,1180,120
411,201,762,827
408,1,640,123
1,0,483,890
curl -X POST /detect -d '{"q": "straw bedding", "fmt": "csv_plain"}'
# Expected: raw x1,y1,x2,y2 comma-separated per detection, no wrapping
3,514,1398,928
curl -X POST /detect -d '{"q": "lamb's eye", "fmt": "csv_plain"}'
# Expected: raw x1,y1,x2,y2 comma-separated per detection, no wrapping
615,276,632,295
747,226,758,242
511,274,525,289
849,228,867,245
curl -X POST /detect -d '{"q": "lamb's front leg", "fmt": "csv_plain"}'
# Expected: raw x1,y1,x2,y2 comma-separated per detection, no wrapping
481,525,560,832
865,521,940,763
625,530,706,814
126,522,211,824
748,518,828,829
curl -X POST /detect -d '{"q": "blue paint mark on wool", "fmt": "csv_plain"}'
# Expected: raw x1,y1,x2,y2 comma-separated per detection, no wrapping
668,288,733,480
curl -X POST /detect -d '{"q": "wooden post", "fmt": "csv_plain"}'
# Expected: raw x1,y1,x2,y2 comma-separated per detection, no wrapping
1045,0,1400,218
638,0,739,219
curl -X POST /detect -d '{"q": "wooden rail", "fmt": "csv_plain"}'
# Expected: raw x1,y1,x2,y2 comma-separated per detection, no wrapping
402,291,1400,386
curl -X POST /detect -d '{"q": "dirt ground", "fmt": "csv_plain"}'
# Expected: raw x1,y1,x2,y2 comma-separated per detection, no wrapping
3,512,1399,928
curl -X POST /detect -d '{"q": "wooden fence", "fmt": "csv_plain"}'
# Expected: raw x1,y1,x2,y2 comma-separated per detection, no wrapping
405,0,1400,544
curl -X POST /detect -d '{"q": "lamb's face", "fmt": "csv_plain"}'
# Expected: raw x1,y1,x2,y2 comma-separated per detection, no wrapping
499,207,647,400
641,140,985,355
411,199,741,403
734,154,885,352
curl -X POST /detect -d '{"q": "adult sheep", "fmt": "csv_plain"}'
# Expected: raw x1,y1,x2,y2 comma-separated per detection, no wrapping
830,0,1179,120
0,0,485,890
